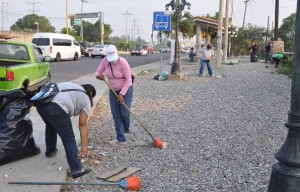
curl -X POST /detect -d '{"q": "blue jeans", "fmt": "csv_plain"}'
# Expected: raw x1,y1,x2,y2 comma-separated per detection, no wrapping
109,86,133,142
199,58,213,76
37,102,82,175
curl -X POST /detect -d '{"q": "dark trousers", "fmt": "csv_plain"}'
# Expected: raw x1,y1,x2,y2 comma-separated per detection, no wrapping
37,102,81,175
109,86,133,142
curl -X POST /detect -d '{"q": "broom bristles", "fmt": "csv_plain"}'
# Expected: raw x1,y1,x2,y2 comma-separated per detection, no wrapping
154,137,165,149
125,176,141,191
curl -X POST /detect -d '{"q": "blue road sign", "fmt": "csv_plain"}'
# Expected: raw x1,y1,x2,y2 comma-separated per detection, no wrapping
153,11,171,31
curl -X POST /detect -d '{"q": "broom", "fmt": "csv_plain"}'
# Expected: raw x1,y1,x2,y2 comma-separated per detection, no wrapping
104,79,165,149
9,176,141,191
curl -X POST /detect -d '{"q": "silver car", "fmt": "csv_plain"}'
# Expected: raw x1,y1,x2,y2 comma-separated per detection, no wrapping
91,44,106,58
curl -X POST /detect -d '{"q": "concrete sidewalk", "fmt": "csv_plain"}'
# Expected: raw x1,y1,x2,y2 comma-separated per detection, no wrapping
0,60,168,192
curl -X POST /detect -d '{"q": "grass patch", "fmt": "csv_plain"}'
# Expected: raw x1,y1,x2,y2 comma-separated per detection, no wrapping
276,59,293,76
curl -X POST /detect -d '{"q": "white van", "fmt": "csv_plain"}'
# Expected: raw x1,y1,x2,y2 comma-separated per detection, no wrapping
32,33,81,62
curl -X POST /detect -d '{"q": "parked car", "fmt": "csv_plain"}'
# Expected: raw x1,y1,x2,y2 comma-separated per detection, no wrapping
181,47,190,54
142,45,154,54
160,47,170,53
91,44,106,58
79,41,94,57
131,46,148,56
32,33,81,62
80,45,89,57
0,39,51,93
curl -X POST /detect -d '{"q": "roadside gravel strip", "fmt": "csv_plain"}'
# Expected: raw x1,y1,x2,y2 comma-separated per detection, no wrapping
63,59,291,192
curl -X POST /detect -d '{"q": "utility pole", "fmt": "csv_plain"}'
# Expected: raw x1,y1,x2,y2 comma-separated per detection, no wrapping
100,12,103,44
242,0,250,29
274,0,279,40
265,16,270,44
66,0,68,34
216,0,224,68
123,10,131,44
27,0,40,14
1,0,7,31
223,0,230,62
133,19,137,41
80,0,88,42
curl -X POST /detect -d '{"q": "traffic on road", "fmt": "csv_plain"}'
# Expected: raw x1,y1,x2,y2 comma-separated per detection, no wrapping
50,53,171,82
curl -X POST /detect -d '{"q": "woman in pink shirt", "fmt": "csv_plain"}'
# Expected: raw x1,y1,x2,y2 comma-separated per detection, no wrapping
95,45,133,144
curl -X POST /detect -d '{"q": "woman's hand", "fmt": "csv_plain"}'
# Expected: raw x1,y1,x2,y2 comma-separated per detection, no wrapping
96,74,105,81
117,94,125,104
78,149,88,159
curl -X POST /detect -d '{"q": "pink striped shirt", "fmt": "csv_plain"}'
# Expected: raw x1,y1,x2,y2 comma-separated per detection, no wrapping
95,57,132,95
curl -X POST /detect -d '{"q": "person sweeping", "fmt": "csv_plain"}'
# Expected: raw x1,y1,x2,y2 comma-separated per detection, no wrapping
95,45,134,145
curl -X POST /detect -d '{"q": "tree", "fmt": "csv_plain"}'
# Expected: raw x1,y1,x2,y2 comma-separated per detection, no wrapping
71,20,113,44
10,14,55,32
279,13,296,52
231,24,267,56
157,11,195,41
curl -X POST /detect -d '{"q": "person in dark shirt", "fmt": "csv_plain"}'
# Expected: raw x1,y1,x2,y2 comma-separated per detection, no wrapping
251,43,259,54
265,42,272,63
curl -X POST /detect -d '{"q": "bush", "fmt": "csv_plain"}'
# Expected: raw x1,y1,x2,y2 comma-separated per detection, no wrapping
277,58,294,76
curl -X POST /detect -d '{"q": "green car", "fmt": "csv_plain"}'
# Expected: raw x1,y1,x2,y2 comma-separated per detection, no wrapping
0,40,51,93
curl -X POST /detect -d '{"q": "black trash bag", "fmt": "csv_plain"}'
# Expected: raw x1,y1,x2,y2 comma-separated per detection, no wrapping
0,89,40,166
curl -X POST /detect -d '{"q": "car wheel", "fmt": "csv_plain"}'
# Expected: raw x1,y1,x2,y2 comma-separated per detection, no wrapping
101,55,105,58
73,53,79,61
92,55,96,58
55,53,61,62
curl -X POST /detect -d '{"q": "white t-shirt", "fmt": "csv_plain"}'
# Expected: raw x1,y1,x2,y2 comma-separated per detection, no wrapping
201,48,214,60
51,82,92,117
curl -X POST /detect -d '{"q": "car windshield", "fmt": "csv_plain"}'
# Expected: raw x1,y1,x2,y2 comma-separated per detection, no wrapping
95,44,105,48
0,43,29,61
132,47,141,50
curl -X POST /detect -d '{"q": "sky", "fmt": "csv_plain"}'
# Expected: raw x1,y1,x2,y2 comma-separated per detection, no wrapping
1,0,298,42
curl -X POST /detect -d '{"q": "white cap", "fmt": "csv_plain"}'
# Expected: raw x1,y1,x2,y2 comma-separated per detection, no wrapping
105,45,119,62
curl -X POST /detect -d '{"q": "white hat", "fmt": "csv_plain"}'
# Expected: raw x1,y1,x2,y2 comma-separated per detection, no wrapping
106,45,119,62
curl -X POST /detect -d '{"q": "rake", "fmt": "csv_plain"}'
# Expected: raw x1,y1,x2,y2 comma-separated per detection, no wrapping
104,79,165,149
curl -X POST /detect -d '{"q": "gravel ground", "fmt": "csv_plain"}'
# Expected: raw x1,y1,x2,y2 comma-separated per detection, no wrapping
62,58,291,192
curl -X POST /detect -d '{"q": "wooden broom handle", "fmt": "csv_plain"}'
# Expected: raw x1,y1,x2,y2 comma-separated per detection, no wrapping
103,79,155,141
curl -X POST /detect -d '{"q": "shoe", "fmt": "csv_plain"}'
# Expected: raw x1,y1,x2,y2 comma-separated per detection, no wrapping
109,139,127,145
45,149,58,157
109,139,119,144
72,168,91,179
119,141,127,145
199,74,203,77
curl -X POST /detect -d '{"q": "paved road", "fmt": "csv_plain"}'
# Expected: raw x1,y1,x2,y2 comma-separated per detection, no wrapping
50,53,171,82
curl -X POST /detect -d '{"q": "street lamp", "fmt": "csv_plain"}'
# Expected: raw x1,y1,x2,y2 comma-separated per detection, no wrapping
165,0,191,75
267,0,300,191
34,21,39,32
228,24,238,57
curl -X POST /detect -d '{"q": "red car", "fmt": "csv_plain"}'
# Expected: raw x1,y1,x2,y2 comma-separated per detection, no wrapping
142,45,154,54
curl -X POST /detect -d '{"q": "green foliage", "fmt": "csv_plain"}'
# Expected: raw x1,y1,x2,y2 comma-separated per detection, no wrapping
157,11,195,41
276,58,294,76
10,14,55,32
279,13,296,52
71,20,113,43
231,24,267,56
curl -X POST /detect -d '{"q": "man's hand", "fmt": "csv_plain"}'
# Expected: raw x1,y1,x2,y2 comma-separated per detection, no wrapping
117,94,125,104
96,74,105,81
